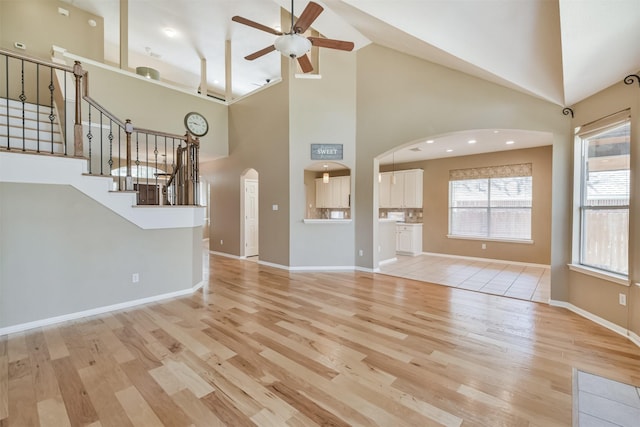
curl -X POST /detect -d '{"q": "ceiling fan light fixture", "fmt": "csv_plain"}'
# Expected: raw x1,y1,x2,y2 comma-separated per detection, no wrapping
274,34,311,58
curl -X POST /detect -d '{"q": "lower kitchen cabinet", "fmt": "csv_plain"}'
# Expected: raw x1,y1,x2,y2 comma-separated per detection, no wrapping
396,223,423,256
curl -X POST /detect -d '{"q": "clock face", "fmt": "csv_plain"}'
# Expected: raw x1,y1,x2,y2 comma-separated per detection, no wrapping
184,112,209,137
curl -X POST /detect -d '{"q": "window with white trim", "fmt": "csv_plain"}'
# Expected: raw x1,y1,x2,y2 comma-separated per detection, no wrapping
577,113,630,276
448,163,532,241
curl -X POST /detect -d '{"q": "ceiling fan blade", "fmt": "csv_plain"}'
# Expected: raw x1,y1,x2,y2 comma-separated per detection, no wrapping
297,54,314,73
245,45,276,60
293,1,323,34
308,37,354,51
232,16,283,35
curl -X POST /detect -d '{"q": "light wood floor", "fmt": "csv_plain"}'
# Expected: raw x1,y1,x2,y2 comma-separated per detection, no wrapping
2,254,640,426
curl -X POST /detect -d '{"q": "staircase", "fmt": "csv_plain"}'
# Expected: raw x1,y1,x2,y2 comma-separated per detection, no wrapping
0,97,64,154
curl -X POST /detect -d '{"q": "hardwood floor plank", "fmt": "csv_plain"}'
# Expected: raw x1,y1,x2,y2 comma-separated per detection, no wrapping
114,386,164,427
164,360,215,398
170,389,225,427
77,363,134,427
51,356,99,427
42,327,70,361
25,331,59,402
0,337,8,421
36,397,71,427
266,381,350,427
8,372,39,426
119,359,192,426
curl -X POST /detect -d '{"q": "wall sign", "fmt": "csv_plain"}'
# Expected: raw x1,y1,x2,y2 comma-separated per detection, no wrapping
311,144,343,160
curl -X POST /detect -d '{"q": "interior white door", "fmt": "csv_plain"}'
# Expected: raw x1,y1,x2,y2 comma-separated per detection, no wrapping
244,179,259,257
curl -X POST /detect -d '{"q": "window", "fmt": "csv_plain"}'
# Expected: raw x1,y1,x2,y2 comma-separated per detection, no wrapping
578,117,630,276
449,163,532,241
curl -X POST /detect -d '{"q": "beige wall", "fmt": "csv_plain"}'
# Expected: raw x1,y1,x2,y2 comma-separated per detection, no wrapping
289,47,357,267
78,61,229,162
0,0,104,62
202,66,291,266
569,74,640,331
0,182,201,329
418,146,552,264
354,44,572,300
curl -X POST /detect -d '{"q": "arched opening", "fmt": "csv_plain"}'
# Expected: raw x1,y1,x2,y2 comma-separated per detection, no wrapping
304,161,351,220
374,129,553,303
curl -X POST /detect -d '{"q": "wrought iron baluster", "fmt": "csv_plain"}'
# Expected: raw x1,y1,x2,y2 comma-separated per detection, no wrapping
63,68,67,156
49,67,56,154
145,133,149,189
100,111,104,175
154,135,159,204
4,56,9,150
135,132,140,188
19,59,26,151
108,120,113,179
118,126,122,190
87,105,93,173
36,64,40,153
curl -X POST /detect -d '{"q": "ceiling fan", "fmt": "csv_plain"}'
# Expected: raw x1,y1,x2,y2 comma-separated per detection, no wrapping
232,0,354,73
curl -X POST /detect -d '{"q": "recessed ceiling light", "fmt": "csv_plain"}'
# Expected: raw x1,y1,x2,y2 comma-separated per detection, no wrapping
468,139,476,144
446,149,453,153
493,130,500,134
506,140,515,145
426,140,434,144
163,27,177,38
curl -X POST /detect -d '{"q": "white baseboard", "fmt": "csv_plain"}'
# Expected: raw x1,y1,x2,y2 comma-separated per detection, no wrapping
422,251,550,269
379,257,398,266
209,250,241,260
550,300,638,349
256,259,356,272
0,282,204,336
355,266,376,273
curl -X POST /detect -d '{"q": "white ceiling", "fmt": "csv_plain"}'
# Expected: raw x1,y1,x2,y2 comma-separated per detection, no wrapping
63,0,639,163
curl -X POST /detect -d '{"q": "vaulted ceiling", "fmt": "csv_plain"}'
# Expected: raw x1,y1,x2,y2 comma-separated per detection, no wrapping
65,0,640,107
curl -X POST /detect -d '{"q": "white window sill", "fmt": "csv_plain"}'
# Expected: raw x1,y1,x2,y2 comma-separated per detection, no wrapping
568,264,629,286
447,235,534,245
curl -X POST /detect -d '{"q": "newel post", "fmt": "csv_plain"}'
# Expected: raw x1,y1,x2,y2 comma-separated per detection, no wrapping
72,61,84,157
125,119,134,190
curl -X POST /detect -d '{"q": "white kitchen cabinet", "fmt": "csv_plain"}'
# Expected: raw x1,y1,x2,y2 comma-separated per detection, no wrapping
316,176,350,208
379,172,392,208
389,172,405,208
396,223,423,256
379,169,423,208
331,176,350,208
403,169,423,208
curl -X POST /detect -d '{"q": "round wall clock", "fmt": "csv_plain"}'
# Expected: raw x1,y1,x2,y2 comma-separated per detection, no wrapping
184,112,209,137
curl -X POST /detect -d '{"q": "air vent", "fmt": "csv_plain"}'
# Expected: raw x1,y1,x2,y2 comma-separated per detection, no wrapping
409,147,422,152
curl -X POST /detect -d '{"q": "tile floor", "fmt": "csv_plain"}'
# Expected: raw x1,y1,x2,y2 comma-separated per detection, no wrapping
574,370,640,427
379,254,550,303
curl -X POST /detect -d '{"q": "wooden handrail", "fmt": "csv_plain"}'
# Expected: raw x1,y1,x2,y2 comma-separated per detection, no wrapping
0,47,74,73
82,96,126,128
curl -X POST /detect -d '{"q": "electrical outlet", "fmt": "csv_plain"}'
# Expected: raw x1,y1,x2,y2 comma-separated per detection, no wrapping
220,239,223,245
359,249,364,256
619,293,626,306
132,273,139,283
481,243,487,250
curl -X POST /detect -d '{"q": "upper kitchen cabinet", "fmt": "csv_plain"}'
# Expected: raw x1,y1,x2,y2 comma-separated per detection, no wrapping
380,169,423,208
316,175,350,208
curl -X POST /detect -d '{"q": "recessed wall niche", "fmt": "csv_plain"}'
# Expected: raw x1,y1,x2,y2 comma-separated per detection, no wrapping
304,162,351,220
